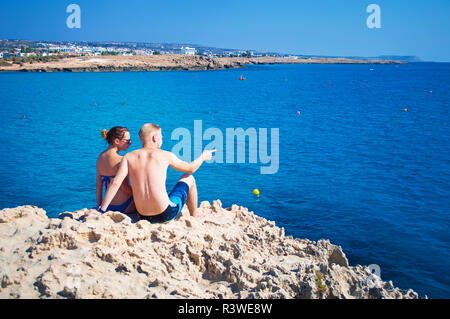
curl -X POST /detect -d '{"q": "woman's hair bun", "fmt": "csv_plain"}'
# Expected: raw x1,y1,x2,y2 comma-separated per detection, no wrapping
101,129,109,140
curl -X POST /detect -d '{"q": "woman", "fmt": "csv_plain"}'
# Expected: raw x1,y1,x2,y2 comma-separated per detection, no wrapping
96,126,135,214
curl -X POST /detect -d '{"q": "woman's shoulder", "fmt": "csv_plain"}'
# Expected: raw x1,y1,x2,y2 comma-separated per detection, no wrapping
99,149,124,159
97,150,123,169
97,150,108,164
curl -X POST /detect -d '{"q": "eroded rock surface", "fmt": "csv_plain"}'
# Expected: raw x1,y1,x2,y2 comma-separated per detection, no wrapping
0,202,418,299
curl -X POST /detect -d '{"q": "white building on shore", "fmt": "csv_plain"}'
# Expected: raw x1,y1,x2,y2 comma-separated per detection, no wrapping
181,46,196,55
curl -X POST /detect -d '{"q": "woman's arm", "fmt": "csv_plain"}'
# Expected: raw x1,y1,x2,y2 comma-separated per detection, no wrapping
120,176,133,196
96,169,103,206
100,156,129,212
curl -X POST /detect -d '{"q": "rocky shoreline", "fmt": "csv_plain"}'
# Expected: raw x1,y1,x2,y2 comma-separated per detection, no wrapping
0,55,406,73
0,202,419,299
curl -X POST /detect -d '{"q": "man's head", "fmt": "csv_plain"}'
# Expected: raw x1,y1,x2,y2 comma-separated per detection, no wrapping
139,123,162,148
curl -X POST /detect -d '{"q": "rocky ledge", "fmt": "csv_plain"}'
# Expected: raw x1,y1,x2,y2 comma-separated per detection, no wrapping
0,55,405,72
0,202,418,299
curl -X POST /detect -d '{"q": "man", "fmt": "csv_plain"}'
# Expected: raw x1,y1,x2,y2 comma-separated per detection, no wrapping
93,123,215,223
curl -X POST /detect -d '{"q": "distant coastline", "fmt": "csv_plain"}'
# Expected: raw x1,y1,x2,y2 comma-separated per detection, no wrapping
0,55,406,73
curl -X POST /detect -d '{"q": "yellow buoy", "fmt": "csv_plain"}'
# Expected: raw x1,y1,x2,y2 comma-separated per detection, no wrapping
253,189,260,197
404,108,408,112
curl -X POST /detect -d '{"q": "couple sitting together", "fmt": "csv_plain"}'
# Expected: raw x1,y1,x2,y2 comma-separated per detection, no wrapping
91,123,215,223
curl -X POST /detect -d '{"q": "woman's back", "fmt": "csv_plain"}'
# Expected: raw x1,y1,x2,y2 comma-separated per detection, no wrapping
96,127,135,214
97,149,121,177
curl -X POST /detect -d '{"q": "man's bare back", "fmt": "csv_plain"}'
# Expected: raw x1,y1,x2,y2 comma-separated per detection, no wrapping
126,148,174,215
95,123,215,220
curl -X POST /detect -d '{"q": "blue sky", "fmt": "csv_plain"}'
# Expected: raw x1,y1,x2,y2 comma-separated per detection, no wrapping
1,0,449,61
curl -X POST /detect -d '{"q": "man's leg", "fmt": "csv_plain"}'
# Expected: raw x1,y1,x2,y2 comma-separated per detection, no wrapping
178,174,198,217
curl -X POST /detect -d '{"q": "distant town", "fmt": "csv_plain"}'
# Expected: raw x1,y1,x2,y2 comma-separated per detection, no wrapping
0,39,284,61
0,39,421,62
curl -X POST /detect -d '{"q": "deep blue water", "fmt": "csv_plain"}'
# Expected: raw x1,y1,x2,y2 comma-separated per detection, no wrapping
0,63,449,298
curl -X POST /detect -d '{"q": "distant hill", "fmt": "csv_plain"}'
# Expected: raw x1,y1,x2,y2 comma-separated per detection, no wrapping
296,55,422,62
358,55,422,62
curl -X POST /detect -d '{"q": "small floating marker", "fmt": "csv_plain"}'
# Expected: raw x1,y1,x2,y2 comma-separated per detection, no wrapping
21,115,26,119
297,111,301,115
404,108,408,112
429,90,433,94
239,75,246,80
253,189,260,197
366,85,369,88
328,82,331,85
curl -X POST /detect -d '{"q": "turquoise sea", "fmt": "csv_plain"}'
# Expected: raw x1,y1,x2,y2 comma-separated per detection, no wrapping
0,63,449,298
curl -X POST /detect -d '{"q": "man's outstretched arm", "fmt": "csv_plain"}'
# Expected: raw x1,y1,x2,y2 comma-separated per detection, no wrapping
99,156,129,212
169,149,215,174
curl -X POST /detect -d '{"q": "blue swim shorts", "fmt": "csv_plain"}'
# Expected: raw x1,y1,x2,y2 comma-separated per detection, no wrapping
139,181,189,223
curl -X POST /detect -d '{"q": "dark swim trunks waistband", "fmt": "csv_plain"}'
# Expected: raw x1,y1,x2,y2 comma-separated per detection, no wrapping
139,181,189,224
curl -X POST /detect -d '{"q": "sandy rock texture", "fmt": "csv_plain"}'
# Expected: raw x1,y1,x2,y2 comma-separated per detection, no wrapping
0,55,404,72
0,202,418,299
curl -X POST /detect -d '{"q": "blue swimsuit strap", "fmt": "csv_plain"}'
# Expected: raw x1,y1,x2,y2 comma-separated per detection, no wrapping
101,175,115,189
